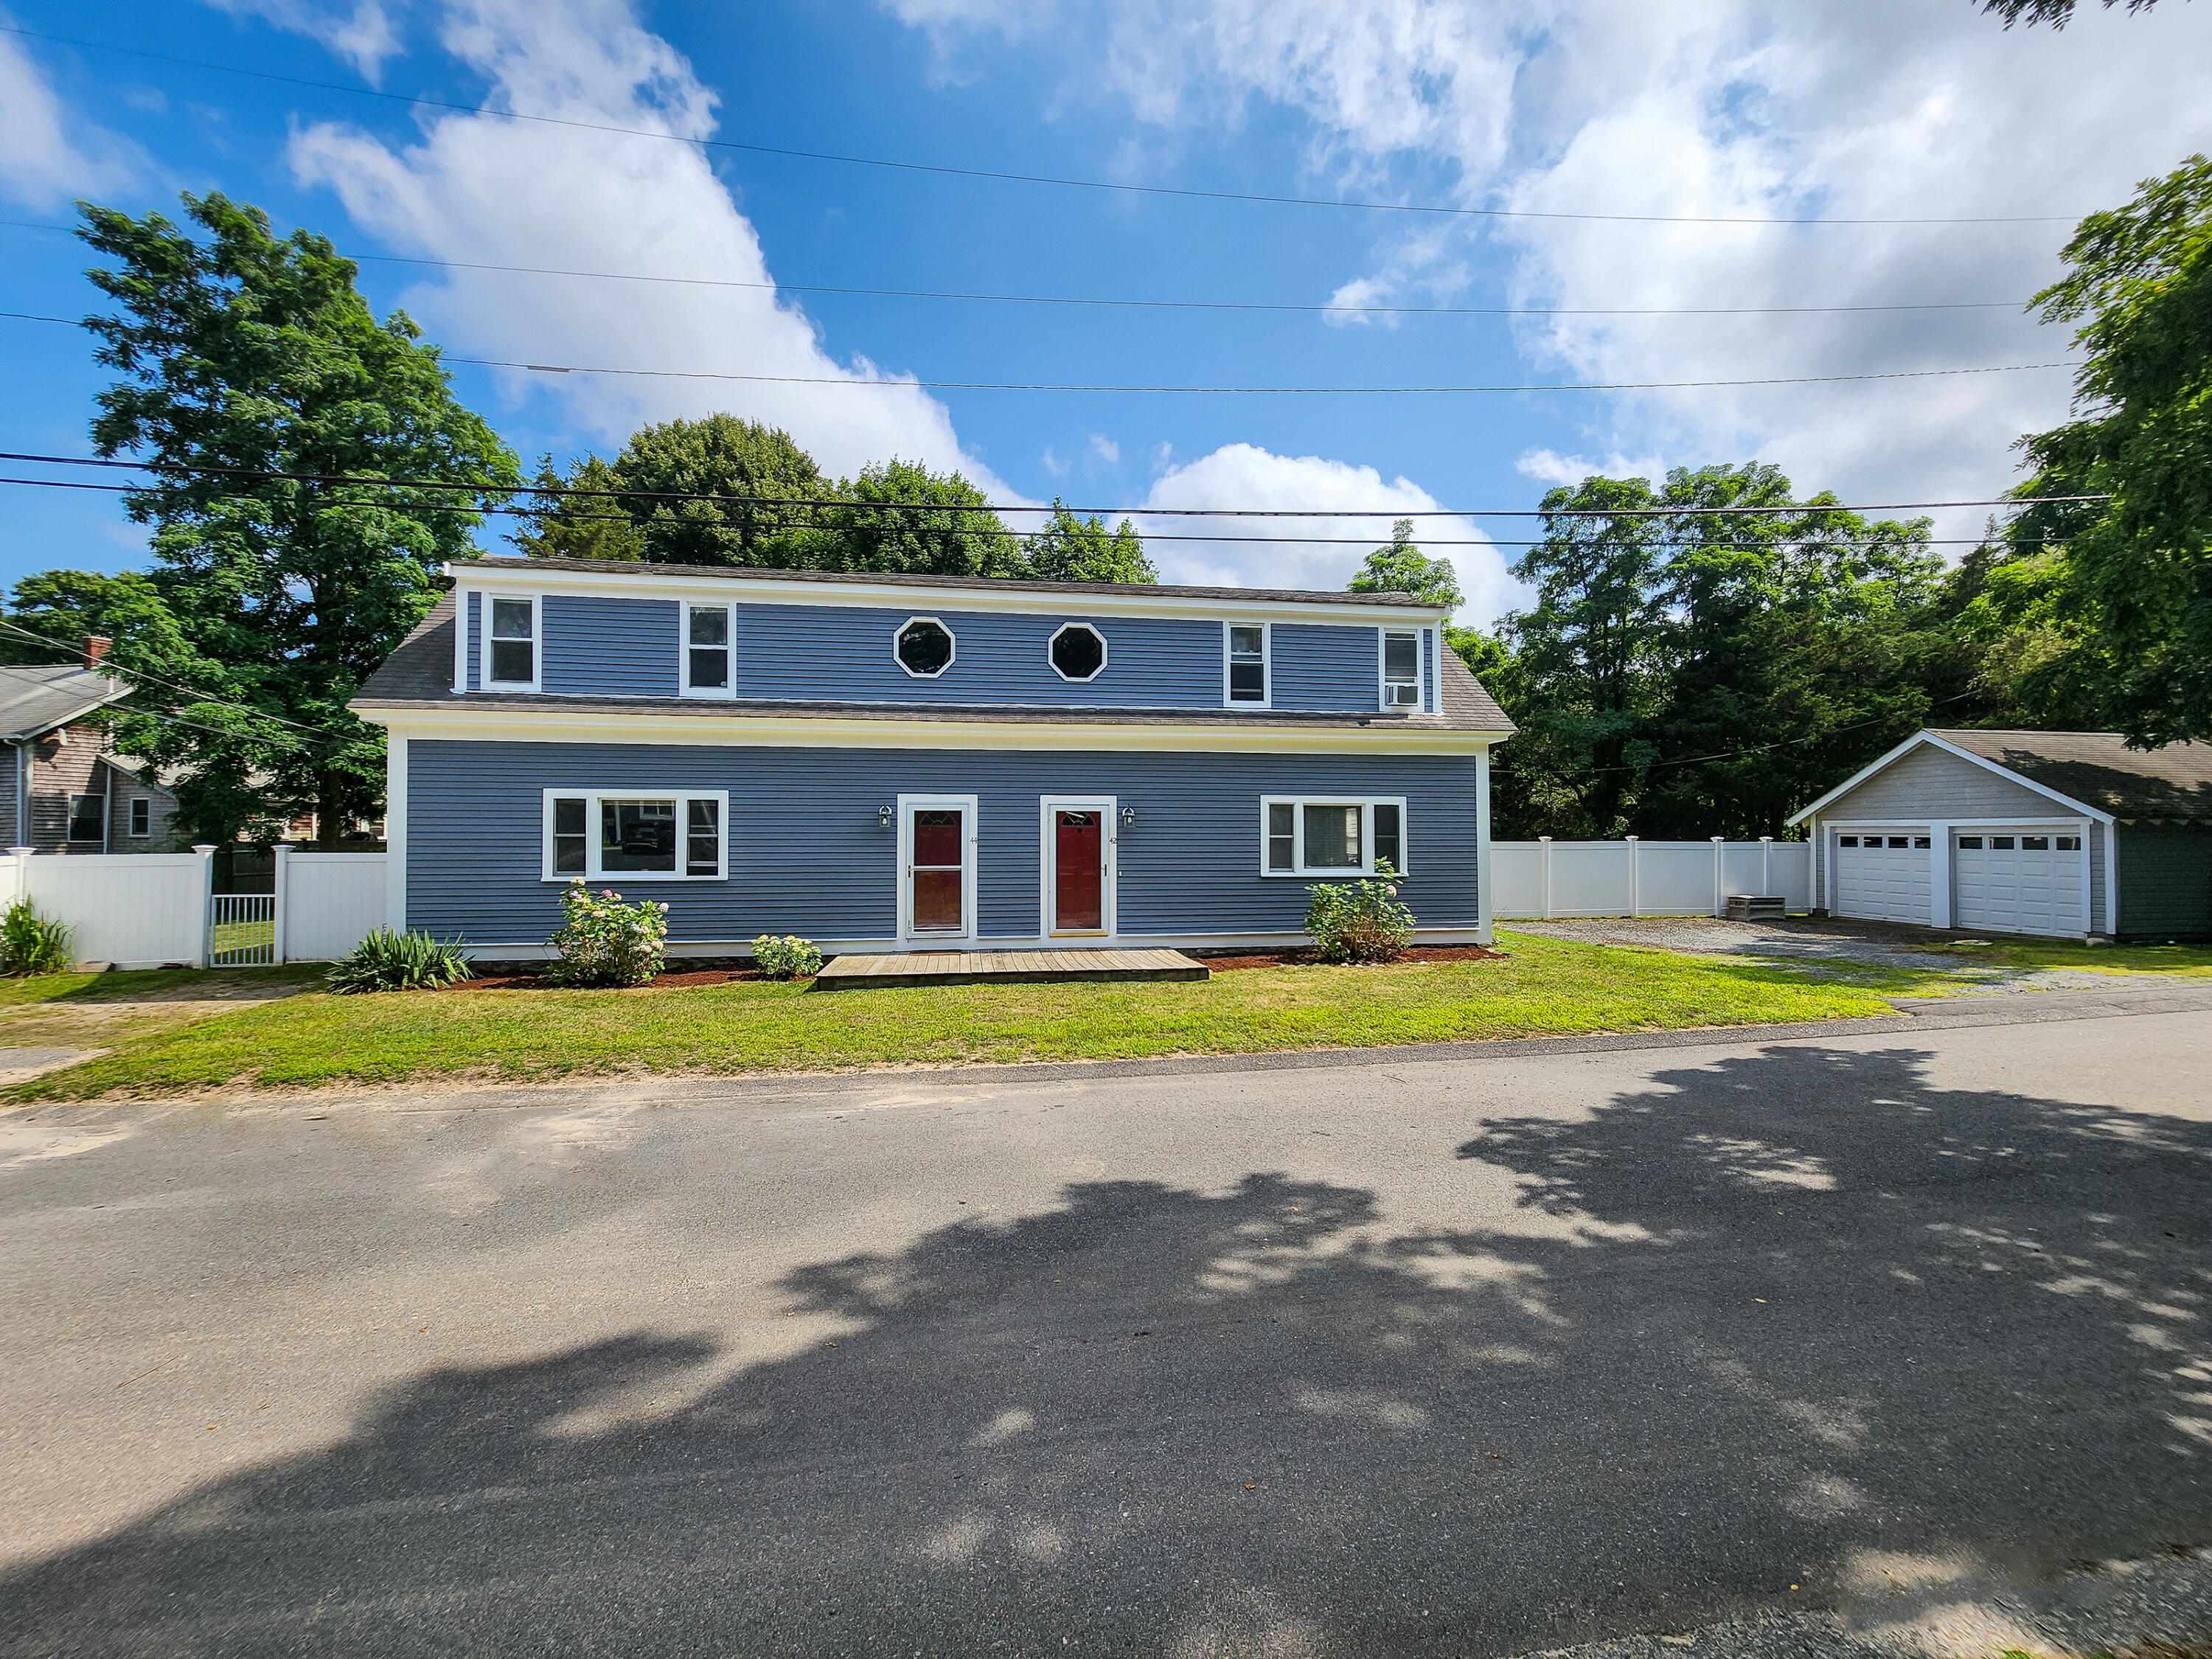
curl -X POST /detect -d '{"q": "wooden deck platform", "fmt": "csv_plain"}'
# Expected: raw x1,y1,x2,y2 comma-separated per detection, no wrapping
813,947,1210,990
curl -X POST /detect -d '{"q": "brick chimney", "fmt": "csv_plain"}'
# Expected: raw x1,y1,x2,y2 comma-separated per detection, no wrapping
83,635,112,671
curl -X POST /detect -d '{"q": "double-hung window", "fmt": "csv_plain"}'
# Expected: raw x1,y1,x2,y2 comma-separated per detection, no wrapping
543,789,727,881
1225,623,1269,705
1380,630,1422,709
129,797,151,838
1260,797,1407,876
67,793,105,845
684,603,734,696
485,595,539,689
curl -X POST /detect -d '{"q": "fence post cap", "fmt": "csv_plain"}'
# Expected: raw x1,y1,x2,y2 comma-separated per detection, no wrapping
7,845,30,857
1538,835,1553,843
191,844,217,855
1711,835,1725,843
273,841,296,852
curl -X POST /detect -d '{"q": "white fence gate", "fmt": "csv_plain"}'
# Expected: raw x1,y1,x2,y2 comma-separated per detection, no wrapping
1491,838,1812,921
1,845,387,970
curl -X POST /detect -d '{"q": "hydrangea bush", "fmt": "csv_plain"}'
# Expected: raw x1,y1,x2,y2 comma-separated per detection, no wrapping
1303,860,1416,964
751,934,824,980
546,882,668,987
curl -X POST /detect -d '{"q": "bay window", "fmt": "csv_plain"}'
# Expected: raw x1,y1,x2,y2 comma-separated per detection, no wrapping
542,789,727,881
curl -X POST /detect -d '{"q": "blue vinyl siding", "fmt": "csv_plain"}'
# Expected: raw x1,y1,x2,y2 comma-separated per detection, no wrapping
729,604,1225,709
407,740,1480,946
543,596,679,698
464,591,481,692
1271,623,1378,712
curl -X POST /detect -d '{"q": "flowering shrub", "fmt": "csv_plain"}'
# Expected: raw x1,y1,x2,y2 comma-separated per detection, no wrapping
546,882,668,987
751,933,824,980
1304,860,1416,964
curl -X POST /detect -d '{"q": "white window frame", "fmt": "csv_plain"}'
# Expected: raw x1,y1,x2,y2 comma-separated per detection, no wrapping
1378,627,1422,711
483,593,542,692
1222,621,1271,709
897,793,979,942
1047,622,1110,684
128,796,151,838
1257,796,1409,877
540,787,728,882
66,792,105,846
1038,794,1118,937
681,601,737,699
894,615,956,680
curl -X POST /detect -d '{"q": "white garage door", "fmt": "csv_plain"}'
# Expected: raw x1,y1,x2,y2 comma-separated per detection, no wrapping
1833,832,1933,925
1954,831,2084,937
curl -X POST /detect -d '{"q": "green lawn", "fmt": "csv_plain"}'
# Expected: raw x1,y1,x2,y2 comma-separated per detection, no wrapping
1931,936,2212,977
3,931,1961,1100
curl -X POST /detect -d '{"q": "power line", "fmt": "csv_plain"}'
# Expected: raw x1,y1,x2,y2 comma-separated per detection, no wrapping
0,22,2085,229
0,216,2032,319
0,451,2108,520
0,616,333,739
1564,692,1981,776
0,475,2067,549
0,313,2082,393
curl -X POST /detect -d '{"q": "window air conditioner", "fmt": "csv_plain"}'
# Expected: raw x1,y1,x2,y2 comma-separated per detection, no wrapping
1384,682,1421,707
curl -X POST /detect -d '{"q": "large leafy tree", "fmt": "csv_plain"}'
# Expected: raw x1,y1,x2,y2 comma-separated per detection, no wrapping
508,454,645,561
1023,501,1155,583
814,459,1024,577
2009,154,2212,745
594,414,828,566
1348,519,1461,608
71,192,516,845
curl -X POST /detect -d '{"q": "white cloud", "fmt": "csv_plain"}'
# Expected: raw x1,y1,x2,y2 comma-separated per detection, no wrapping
0,30,136,208
885,0,2212,543
1088,432,1120,464
288,0,1021,496
1514,447,1674,488
206,0,403,80
1041,446,1069,476
1139,443,1523,624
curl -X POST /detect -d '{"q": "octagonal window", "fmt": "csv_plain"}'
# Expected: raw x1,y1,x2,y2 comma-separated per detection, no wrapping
895,616,955,678
1048,622,1107,682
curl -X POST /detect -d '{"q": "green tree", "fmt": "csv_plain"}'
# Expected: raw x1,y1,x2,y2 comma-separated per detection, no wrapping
509,454,645,561
1023,500,1155,582
1349,519,1462,608
605,414,828,567
815,459,1023,577
1937,541,2114,728
76,192,517,845
2011,154,2212,745
1980,0,2163,25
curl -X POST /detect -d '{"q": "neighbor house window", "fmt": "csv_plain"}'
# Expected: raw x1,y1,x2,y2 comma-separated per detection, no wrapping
895,616,955,678
1259,797,1408,877
1048,622,1107,682
486,595,538,687
129,797,150,838
1380,630,1422,709
67,793,105,844
684,603,734,695
542,789,727,881
1225,624,1268,705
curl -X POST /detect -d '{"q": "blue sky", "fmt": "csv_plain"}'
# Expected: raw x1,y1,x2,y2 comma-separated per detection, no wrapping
4,0,2211,624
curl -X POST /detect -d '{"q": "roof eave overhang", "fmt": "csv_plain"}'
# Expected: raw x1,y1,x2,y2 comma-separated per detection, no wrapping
1787,728,2116,827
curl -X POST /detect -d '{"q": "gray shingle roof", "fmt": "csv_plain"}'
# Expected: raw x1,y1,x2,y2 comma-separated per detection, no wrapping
357,594,1515,736
1933,728,2212,822
0,663,125,741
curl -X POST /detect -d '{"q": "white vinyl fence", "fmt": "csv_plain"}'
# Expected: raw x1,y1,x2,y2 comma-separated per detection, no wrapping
1,844,387,970
1492,838,1812,921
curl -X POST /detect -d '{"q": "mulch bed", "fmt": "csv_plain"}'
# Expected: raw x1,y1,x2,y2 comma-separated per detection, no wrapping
450,967,770,991
1189,944,1507,972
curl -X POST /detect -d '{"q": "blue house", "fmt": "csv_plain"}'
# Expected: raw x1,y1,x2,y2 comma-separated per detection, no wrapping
352,557,1512,959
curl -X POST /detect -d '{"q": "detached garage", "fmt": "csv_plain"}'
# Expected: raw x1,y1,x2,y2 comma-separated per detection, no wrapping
1790,729,2212,940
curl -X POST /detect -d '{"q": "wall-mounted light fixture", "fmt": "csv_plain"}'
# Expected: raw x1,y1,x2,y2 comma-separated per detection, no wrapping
877,804,894,829
1119,805,1136,831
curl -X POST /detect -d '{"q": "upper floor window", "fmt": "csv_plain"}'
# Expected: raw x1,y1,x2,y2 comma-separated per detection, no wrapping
896,616,955,678
486,596,538,688
129,797,151,838
1049,622,1107,682
1380,630,1421,709
1225,623,1268,705
684,603,734,696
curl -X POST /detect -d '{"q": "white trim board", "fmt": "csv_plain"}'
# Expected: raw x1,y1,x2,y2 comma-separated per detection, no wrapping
1788,731,2116,826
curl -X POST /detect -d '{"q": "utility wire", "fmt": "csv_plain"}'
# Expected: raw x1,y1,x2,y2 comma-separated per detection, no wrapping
0,475,2067,549
0,615,334,738
0,23,2085,229
0,216,2033,318
1556,692,1983,776
0,451,2107,521
0,309,2079,395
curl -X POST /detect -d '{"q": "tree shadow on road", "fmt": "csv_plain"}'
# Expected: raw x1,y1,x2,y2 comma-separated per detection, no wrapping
9,1045,2212,1657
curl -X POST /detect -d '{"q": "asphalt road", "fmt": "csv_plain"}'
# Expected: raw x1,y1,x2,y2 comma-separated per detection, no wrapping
4,999,2211,1658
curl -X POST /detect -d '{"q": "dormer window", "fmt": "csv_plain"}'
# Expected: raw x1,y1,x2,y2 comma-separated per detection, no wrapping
1225,623,1268,705
486,596,538,689
1380,630,1421,709
1048,622,1107,682
896,616,955,678
684,603,734,696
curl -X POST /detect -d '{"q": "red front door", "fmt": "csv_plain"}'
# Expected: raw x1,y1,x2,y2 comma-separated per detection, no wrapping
1054,810,1104,931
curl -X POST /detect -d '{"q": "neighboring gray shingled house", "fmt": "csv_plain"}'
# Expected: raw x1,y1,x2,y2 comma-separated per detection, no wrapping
353,560,1512,958
0,653,183,854
1789,728,2212,939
